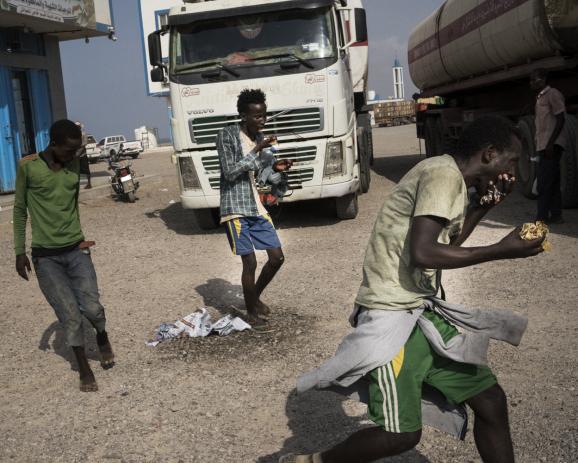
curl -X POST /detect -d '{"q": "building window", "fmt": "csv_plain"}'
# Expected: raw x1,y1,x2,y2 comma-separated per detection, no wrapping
159,13,169,28
0,28,45,56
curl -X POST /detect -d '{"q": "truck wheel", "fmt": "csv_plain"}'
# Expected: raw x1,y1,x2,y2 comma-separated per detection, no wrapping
358,132,371,194
131,153,140,159
516,116,537,199
424,117,442,157
194,208,220,230
336,193,359,220
561,115,578,208
357,113,374,165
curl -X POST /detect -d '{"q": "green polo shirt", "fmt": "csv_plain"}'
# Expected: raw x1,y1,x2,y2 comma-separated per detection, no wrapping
13,153,85,256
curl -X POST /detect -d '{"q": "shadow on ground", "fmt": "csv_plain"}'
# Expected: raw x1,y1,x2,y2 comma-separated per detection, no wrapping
371,154,423,184
195,278,245,314
39,321,100,371
257,389,431,463
145,200,340,236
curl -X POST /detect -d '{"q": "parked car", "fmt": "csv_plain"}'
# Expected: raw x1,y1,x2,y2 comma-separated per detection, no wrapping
85,135,101,163
97,135,143,161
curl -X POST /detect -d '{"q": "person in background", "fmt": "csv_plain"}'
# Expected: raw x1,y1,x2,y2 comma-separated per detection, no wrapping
530,68,567,224
13,119,114,393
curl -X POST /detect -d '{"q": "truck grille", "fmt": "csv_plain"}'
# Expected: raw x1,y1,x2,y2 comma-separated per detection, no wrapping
201,145,317,173
208,167,314,191
190,107,323,145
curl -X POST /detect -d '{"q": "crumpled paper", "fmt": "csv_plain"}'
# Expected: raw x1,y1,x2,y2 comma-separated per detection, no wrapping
147,308,251,347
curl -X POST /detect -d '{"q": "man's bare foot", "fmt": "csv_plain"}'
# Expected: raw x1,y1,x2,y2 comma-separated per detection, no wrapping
96,331,115,370
255,300,271,318
79,372,98,392
246,311,268,328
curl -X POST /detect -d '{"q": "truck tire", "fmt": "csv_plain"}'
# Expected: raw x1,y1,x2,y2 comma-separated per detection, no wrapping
357,113,374,165
561,114,578,208
336,193,359,220
424,116,442,157
516,116,537,199
358,131,371,194
194,208,220,230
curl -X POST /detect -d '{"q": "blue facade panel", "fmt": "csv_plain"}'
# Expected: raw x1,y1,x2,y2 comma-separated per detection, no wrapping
0,65,20,193
29,69,53,152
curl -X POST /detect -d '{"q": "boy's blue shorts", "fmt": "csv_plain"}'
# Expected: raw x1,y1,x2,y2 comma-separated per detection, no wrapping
224,215,282,256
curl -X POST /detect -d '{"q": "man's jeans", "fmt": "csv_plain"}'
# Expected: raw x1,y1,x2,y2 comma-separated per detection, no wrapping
33,248,106,347
536,145,563,222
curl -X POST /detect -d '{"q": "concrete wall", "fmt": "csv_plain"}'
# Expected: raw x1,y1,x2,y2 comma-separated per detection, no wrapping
0,36,67,121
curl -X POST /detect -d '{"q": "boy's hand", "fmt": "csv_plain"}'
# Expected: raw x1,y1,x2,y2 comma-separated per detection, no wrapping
496,227,544,259
255,136,277,153
480,173,516,207
273,159,293,172
16,254,31,281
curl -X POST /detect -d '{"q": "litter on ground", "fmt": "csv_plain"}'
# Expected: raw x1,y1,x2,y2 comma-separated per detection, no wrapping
147,308,251,347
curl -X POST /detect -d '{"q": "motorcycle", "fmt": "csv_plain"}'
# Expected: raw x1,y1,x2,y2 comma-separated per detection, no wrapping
108,159,140,203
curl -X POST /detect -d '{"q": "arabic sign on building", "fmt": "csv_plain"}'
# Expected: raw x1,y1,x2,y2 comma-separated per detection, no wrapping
0,0,97,28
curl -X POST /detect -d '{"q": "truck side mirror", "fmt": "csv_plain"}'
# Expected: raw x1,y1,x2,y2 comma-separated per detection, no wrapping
150,67,165,83
354,8,367,43
148,32,162,66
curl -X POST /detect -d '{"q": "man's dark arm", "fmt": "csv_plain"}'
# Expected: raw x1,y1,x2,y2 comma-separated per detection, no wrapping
410,216,544,270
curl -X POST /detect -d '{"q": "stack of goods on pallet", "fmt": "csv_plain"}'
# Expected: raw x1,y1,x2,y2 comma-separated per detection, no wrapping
372,100,416,126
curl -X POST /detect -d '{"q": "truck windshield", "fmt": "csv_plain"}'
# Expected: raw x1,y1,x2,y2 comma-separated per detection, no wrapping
171,7,336,75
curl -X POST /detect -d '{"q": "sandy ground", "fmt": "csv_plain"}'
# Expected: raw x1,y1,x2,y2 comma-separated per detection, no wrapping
1,125,576,463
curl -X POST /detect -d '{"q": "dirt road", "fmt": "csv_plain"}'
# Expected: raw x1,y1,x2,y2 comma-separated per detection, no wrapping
1,125,576,462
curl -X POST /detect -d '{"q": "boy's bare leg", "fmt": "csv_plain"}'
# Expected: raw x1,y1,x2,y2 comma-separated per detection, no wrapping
254,247,284,316
72,346,98,392
466,384,514,463
96,330,115,369
318,427,421,463
241,253,266,325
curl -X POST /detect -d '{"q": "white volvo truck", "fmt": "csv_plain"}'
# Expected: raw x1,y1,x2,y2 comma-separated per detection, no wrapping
148,0,372,228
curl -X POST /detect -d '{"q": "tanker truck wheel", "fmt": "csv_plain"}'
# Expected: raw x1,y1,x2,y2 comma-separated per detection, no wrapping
515,116,537,199
561,114,578,208
194,208,220,230
424,117,442,157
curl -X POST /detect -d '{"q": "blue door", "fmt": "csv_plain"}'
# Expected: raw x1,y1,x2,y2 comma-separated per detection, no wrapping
0,65,20,193
29,69,52,151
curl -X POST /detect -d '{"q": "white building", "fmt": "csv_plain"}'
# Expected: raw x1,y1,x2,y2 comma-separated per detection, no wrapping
392,57,404,100
0,0,115,192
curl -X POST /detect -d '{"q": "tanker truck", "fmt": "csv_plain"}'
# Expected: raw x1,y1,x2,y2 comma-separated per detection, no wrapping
408,0,578,206
147,0,372,229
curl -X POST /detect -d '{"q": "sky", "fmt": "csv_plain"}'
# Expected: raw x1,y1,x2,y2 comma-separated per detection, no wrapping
60,0,443,142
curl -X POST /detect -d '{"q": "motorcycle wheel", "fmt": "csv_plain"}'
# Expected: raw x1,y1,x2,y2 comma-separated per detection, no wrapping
127,191,136,203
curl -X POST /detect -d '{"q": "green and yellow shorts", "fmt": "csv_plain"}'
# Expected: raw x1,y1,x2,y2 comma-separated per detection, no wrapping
368,310,497,433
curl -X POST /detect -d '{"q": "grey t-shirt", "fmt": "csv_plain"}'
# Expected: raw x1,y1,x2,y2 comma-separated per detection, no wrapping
355,155,468,311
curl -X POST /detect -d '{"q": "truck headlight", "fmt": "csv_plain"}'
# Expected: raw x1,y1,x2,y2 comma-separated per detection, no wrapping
324,141,344,177
178,156,201,190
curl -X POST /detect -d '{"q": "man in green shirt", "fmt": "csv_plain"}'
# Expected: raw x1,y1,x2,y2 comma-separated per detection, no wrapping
13,119,114,393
